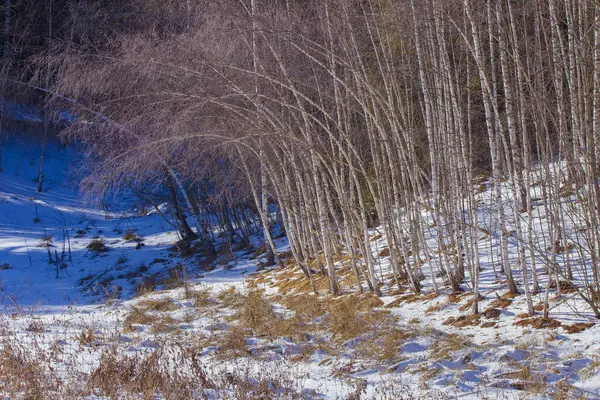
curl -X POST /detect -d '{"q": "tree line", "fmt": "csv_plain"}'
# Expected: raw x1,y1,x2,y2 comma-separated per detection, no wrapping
2,0,600,318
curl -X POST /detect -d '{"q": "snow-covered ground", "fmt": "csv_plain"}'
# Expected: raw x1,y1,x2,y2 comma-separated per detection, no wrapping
0,139,599,399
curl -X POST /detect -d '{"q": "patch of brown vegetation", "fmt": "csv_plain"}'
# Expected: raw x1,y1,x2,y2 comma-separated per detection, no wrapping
488,296,512,309
453,314,481,328
87,239,107,252
548,280,578,294
458,294,483,312
562,322,594,334
378,247,390,257
281,294,325,321
482,308,501,319
0,344,58,398
430,333,471,360
216,325,250,357
233,290,278,336
87,345,210,398
137,298,179,312
514,317,561,329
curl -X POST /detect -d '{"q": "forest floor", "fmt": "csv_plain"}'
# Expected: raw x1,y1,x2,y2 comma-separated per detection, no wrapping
1,139,600,399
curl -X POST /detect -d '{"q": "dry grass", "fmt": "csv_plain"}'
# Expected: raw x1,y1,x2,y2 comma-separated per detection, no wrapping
137,298,180,312
87,345,211,399
217,286,247,309
354,326,412,361
514,317,561,329
187,288,214,308
122,229,139,242
78,328,96,346
430,333,471,361
0,344,58,398
123,307,155,328
488,296,512,309
87,239,107,252
562,322,594,334
135,276,158,296
281,293,326,321
216,325,250,357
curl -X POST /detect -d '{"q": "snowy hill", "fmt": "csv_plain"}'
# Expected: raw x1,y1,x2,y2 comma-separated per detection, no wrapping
0,139,600,399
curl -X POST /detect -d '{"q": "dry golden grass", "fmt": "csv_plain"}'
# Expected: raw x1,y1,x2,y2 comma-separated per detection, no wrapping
430,333,471,361
137,298,180,312
87,239,107,252
514,317,561,329
86,345,211,399
354,326,412,361
281,293,326,321
187,288,214,308
78,328,96,346
217,286,246,309
488,296,512,309
123,307,156,332
150,316,179,334
0,344,56,398
562,322,594,334
216,325,249,357
233,289,277,336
